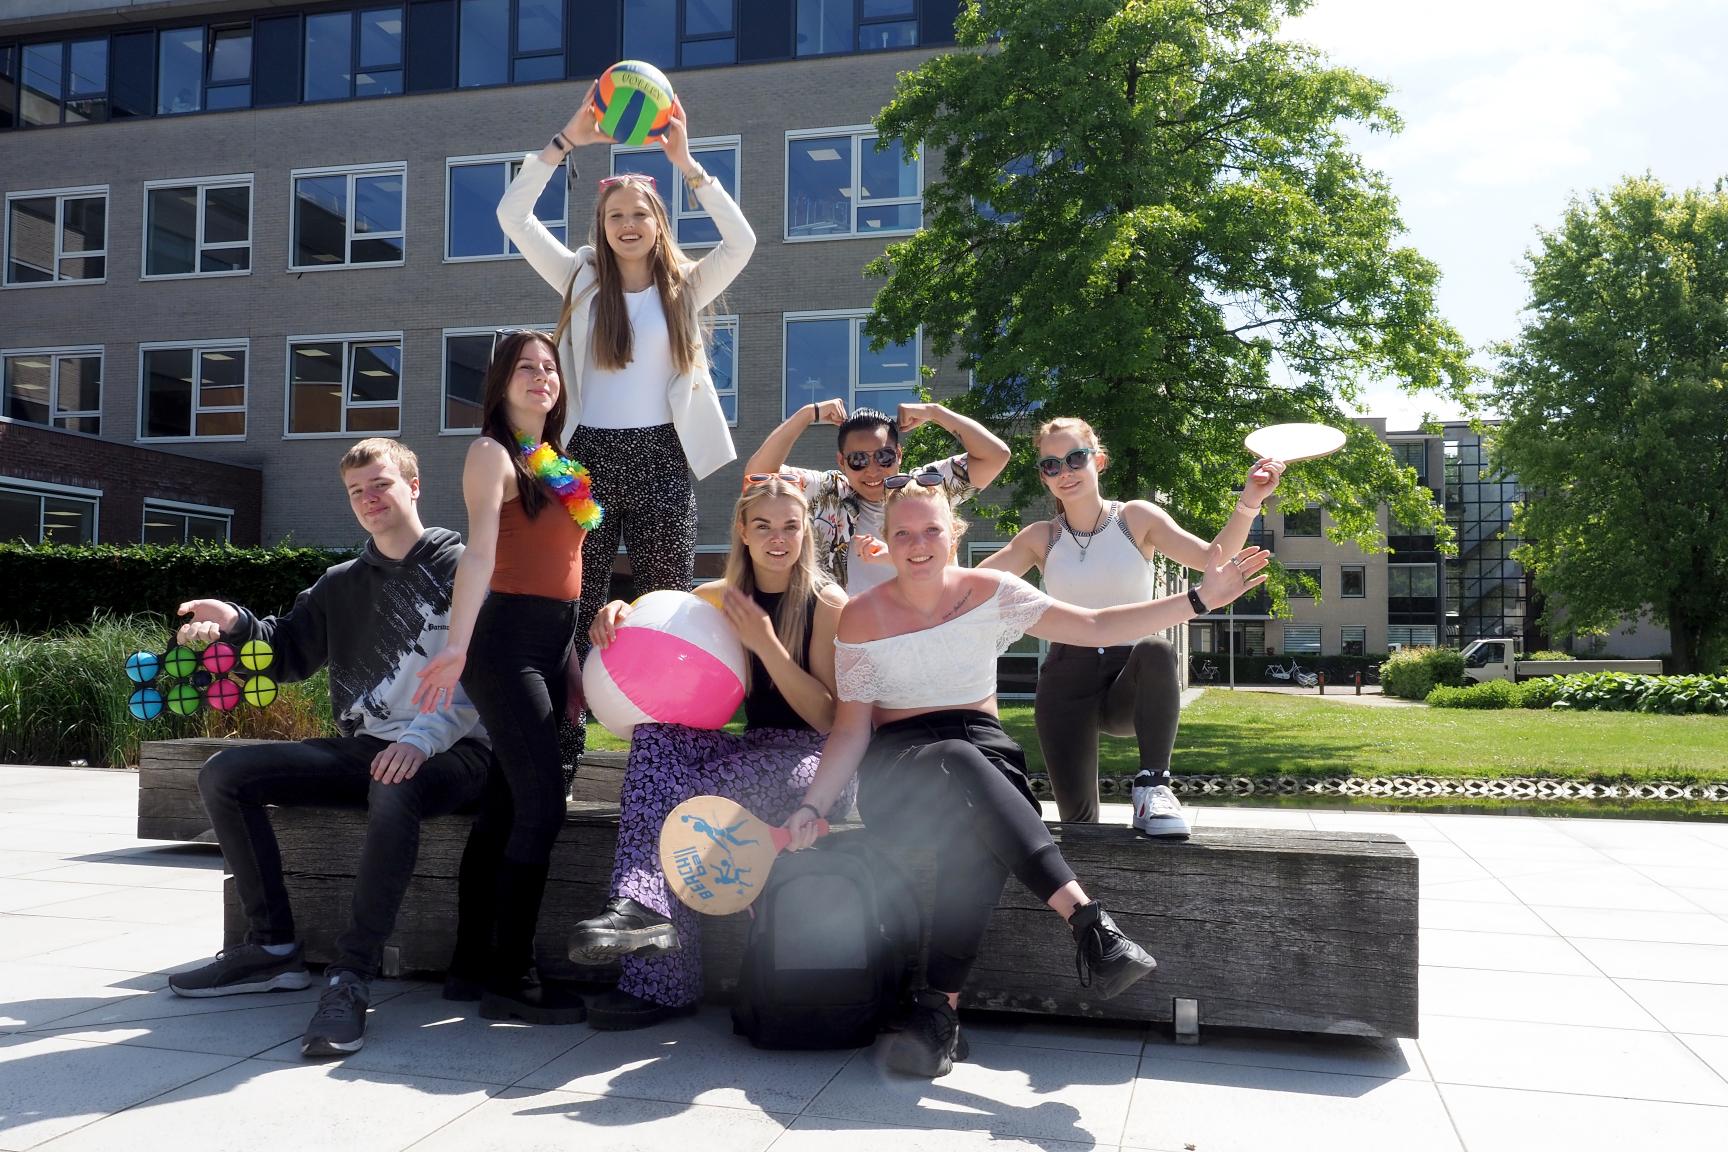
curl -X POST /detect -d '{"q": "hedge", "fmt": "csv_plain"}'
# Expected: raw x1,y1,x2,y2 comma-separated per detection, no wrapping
1381,646,1467,700
1425,673,1728,714
0,542,353,633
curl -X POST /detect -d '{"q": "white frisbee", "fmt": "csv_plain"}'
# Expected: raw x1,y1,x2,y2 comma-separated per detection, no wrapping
1244,423,1346,464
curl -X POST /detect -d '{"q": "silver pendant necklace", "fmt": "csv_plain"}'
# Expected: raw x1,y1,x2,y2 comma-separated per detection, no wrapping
1068,504,1109,563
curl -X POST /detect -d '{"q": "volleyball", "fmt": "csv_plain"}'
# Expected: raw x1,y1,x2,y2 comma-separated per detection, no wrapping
582,589,745,740
124,651,161,684
593,60,676,147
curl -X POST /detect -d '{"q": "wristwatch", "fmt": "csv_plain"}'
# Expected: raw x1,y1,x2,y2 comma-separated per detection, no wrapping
551,131,573,155
1186,587,1209,615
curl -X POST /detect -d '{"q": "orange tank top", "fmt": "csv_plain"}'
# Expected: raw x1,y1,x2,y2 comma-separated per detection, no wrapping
490,496,586,601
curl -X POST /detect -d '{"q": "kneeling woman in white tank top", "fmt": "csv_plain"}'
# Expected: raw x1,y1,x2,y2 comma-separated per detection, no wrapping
979,418,1284,837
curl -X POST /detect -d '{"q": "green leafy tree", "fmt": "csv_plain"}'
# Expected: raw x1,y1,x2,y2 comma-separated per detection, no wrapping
865,0,1472,553
1494,176,1728,674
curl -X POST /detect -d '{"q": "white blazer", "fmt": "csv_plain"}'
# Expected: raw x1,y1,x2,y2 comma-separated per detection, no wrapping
496,153,754,480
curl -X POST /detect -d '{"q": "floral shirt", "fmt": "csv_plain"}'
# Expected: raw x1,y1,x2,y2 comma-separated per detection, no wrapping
789,453,978,594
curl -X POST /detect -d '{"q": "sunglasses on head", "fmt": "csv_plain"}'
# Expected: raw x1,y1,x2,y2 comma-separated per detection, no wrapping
1036,447,1097,478
741,470,808,492
598,172,658,191
881,470,944,491
843,447,901,471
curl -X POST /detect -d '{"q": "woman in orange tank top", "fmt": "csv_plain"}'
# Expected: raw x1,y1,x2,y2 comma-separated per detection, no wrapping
413,330,598,1026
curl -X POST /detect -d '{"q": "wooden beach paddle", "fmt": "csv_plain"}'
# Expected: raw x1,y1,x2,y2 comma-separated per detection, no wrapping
658,795,829,915
1244,422,1347,464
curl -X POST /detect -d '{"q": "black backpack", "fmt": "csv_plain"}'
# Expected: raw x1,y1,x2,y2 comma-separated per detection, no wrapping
731,833,921,1050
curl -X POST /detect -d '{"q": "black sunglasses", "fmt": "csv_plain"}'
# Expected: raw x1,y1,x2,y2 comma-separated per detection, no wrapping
843,447,901,471
1036,447,1097,478
881,470,944,491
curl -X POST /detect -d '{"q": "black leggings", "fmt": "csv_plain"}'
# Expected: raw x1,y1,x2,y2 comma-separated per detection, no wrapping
1034,637,1180,822
563,423,698,769
857,710,1077,994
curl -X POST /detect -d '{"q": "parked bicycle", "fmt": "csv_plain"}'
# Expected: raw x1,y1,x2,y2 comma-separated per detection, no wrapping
1192,659,1220,684
1265,658,1319,688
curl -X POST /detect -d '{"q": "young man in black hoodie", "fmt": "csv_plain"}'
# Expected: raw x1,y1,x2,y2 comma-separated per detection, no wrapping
169,438,491,1059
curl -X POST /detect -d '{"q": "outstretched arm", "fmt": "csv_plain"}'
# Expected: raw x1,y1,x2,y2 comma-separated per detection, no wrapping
412,439,510,712
1138,457,1285,570
1027,545,1271,648
898,402,1011,490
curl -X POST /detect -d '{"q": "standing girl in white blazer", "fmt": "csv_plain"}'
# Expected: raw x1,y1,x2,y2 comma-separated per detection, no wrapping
497,89,755,766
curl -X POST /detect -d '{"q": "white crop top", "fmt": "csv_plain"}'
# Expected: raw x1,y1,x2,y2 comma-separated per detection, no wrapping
835,571,1054,708
1042,502,1158,610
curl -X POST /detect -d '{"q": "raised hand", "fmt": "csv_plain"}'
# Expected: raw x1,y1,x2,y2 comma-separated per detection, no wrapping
1199,543,1271,610
659,97,693,169
810,398,847,427
176,599,239,647
896,402,936,433
562,81,611,148
720,587,780,657
1240,457,1286,510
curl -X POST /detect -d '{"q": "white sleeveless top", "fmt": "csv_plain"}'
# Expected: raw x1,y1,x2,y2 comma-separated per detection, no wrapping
1042,502,1157,609
835,571,1053,708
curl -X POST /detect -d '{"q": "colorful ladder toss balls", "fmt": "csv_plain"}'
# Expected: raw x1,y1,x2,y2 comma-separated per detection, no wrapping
593,60,676,147
122,638,276,719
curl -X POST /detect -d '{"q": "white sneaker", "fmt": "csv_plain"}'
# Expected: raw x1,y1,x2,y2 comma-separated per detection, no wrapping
1132,781,1192,840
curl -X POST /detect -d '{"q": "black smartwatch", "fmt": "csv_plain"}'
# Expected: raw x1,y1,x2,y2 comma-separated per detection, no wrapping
1186,587,1209,615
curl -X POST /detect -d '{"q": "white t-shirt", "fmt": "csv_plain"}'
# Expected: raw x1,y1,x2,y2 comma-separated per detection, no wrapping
579,286,676,428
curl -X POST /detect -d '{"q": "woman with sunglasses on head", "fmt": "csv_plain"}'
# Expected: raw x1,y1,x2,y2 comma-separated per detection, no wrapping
565,472,849,1030
497,85,755,768
782,475,1271,1077
978,418,1284,837
413,331,599,1025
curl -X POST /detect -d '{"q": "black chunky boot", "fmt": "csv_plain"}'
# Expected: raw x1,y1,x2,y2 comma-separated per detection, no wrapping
884,988,971,1078
567,897,680,964
1070,901,1157,1000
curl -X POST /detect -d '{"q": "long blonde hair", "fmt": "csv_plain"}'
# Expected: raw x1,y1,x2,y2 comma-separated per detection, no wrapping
554,175,703,377
1035,416,1109,521
722,475,829,692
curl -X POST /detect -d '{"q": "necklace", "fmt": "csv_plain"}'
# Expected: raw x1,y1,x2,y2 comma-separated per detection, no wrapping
517,435,604,530
1065,503,1110,564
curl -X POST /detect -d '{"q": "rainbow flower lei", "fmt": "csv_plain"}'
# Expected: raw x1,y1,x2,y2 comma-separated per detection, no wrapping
517,435,603,530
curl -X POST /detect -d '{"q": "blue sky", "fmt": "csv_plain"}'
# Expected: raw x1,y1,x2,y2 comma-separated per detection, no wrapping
1283,0,1728,429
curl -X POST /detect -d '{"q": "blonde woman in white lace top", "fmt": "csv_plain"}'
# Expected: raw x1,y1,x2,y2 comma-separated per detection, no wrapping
781,479,1269,1077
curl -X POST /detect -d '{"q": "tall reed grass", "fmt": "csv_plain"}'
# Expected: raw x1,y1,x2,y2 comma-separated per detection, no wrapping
0,614,334,769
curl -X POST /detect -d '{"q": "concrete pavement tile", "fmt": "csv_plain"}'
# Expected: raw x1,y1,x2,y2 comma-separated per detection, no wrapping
1671,888,1728,914
30,925,228,976
37,1000,318,1060
1418,900,1557,935
961,1015,1146,1057
1438,1083,1728,1152
0,852,72,879
0,915,130,965
1417,878,1523,905
33,1057,496,1152
1530,905,1728,946
408,1086,789,1152
1416,857,1494,886
0,963,166,1031
1497,875,1700,913
0,1033,236,1151
1618,979,1728,1037
0,880,127,915
804,1035,1136,1147
1418,928,1596,975
1678,1034,1728,1082
773,1115,1107,1152
10,887,218,926
1418,966,1662,1030
1600,846,1728,868
32,979,415,1032
1570,938,1728,984
519,1006,855,1114
1140,1033,1429,1081
253,986,591,1085
1306,812,1448,840
22,858,225,893
1633,865,1728,891
1123,1058,1460,1152
1417,1016,1728,1104
1189,807,1316,830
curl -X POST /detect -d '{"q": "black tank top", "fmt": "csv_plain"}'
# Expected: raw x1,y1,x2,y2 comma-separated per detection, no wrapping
744,587,817,732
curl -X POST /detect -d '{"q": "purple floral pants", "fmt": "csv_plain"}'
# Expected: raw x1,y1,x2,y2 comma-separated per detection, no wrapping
610,722,845,1007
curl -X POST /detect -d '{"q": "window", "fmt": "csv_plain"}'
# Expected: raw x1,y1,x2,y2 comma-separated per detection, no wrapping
254,16,302,106
623,0,677,67
1391,440,1428,485
458,0,509,87
611,138,740,246
1388,563,1438,599
1341,565,1365,598
206,25,253,110
158,27,203,113
441,329,493,431
144,176,251,277
1388,625,1438,648
1283,625,1321,655
291,164,405,269
21,42,61,126
3,348,102,432
513,0,564,81
139,342,247,440
142,500,232,544
357,7,406,95
286,334,402,436
111,31,156,119
445,154,565,260
302,8,404,100
304,11,352,100
0,479,99,544
708,315,737,424
1340,625,1367,657
786,129,920,239
13,37,110,127
1,46,16,130
1283,504,1320,536
5,186,107,284
784,312,919,419
624,0,736,68
1284,564,1321,598
796,0,915,56
407,0,456,92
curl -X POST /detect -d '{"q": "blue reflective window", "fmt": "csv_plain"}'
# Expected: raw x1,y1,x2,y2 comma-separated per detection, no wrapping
708,319,737,424
681,37,734,66
447,157,566,259
206,25,251,110
0,46,16,130
254,17,301,106
796,0,852,56
686,0,734,36
859,20,915,50
513,54,561,82
407,0,456,91
784,317,850,418
65,39,108,122
158,27,202,113
304,12,353,101
360,8,403,68
623,0,677,69
458,0,508,87
858,326,919,411
861,0,913,16
517,0,562,53
23,42,63,126
786,133,851,237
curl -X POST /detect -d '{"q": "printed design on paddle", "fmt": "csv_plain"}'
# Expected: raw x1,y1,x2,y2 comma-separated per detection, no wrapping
659,795,828,916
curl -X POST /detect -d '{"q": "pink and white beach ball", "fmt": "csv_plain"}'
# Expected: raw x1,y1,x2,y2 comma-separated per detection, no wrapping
582,590,746,740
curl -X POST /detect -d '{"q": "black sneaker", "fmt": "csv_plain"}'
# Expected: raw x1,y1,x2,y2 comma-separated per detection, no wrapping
480,971,588,1025
566,898,680,963
884,989,969,1078
1071,902,1157,1000
168,943,313,998
586,988,700,1031
301,970,369,1058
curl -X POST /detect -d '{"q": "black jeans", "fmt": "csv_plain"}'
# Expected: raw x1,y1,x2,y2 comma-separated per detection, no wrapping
1034,637,1180,822
199,735,491,979
858,710,1077,994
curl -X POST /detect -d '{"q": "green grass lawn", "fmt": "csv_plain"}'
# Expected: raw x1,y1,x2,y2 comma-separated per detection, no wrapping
588,690,1728,783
